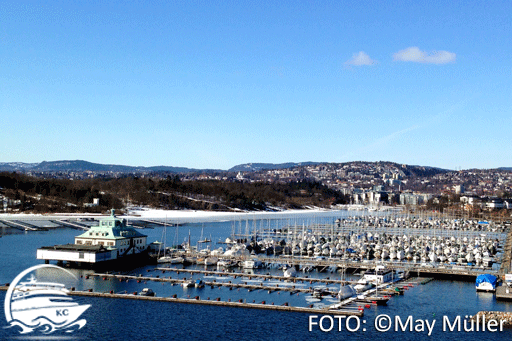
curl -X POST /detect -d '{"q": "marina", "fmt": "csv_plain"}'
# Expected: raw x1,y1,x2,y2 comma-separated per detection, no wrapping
2,209,512,340
10,212,504,269
2,210,510,282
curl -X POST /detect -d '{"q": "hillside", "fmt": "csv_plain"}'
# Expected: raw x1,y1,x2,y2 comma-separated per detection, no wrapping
228,162,322,172
0,160,218,174
0,159,451,176
0,172,348,213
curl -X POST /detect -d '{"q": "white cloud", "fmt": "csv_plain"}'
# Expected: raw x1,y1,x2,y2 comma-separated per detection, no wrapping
393,46,456,64
345,51,378,66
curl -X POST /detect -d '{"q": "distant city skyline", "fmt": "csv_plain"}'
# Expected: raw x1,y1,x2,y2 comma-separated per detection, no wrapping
1,1,511,170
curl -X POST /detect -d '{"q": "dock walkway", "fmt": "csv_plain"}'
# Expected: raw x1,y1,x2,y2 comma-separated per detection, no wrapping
50,219,89,230
178,254,498,279
0,286,362,316
88,273,332,295
70,290,363,315
499,228,512,275
0,220,39,231
155,267,358,285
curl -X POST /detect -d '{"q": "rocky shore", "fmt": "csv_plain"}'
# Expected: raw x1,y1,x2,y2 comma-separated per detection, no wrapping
473,311,512,327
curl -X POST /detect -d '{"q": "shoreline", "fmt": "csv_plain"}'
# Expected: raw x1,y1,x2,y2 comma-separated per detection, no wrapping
0,205,401,223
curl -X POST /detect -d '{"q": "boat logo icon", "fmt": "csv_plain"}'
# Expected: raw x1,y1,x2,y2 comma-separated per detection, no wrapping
4,264,90,335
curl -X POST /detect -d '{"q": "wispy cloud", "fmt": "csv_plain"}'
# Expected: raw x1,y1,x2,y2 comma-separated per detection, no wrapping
361,125,420,152
340,101,466,161
340,125,420,160
345,51,378,66
393,46,456,64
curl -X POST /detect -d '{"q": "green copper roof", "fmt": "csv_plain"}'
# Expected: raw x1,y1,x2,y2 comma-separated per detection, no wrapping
76,209,146,240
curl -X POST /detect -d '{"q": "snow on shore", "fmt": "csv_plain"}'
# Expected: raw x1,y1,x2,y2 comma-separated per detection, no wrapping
124,207,337,222
0,205,399,223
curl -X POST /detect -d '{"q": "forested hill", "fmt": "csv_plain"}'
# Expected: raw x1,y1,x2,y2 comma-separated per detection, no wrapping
0,160,450,177
0,172,349,213
0,160,220,173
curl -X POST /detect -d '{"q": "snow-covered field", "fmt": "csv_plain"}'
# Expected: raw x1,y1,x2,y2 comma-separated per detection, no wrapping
0,205,399,223
124,207,336,222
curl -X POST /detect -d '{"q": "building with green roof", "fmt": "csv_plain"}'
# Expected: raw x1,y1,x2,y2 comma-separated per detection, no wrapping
37,209,148,267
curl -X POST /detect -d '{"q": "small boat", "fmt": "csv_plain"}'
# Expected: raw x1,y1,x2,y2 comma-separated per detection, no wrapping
356,294,390,305
182,279,195,288
283,265,297,278
182,257,196,266
337,284,356,300
243,258,262,269
475,274,497,292
217,259,236,268
158,255,184,264
354,279,374,293
204,257,218,266
482,256,494,267
312,287,329,299
195,279,205,288
362,265,393,284
138,288,155,296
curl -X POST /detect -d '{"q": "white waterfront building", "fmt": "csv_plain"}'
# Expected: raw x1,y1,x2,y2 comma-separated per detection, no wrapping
37,209,148,266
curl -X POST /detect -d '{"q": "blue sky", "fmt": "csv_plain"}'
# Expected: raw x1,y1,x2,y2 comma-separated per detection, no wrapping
1,1,511,170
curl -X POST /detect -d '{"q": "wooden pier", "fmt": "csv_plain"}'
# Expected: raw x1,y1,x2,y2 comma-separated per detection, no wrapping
86,272,337,295
0,219,40,231
0,285,362,316
174,254,499,280
499,228,512,276
496,285,512,300
50,219,89,230
70,290,363,315
154,267,360,285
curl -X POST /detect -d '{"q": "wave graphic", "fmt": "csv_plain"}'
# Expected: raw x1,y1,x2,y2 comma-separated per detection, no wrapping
5,317,87,334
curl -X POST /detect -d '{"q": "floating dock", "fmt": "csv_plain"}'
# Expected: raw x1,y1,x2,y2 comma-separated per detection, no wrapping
86,272,336,295
0,285,362,316
154,267,361,285
69,290,363,315
496,285,512,300
168,254,499,280
50,219,89,230
499,228,512,276
0,220,40,231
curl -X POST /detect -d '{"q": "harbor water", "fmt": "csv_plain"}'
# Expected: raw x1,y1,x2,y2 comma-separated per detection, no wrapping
1,210,512,340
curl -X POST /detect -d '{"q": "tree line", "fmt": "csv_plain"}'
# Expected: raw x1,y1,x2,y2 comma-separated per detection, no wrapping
0,172,349,213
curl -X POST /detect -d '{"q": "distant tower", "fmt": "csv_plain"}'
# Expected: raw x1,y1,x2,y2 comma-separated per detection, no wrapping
454,184,465,195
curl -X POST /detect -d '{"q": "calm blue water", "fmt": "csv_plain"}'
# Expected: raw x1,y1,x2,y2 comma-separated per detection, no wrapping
1,212,512,340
